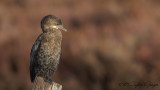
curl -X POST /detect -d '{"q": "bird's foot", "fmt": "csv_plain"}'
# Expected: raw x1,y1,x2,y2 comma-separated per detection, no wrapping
43,78,53,84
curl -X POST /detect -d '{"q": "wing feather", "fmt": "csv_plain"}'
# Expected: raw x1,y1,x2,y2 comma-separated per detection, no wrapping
30,34,42,82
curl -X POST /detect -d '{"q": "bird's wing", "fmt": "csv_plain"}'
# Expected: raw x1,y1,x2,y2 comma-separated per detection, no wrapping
30,34,42,82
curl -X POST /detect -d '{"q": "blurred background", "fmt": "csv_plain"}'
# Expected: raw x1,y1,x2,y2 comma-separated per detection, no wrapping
0,0,160,90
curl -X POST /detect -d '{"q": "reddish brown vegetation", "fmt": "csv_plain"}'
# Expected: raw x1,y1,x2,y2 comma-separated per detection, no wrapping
0,0,160,90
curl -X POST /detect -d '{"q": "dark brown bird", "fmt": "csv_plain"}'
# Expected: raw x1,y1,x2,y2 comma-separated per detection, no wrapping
30,15,67,84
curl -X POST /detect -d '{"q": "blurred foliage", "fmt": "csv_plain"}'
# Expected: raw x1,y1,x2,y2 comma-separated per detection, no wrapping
0,0,160,90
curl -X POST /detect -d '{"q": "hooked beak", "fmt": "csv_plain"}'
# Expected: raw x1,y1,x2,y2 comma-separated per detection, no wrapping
58,26,67,31
52,25,67,31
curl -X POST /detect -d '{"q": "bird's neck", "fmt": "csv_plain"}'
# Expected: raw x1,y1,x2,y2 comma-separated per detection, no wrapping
50,29,62,37
43,28,61,33
44,29,62,39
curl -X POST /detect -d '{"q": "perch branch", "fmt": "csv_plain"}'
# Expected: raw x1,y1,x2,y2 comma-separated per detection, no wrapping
31,76,62,90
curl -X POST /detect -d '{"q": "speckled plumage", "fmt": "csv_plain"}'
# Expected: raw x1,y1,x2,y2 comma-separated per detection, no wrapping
30,15,66,84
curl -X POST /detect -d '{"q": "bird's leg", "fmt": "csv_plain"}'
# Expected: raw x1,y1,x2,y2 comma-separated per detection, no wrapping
43,77,53,84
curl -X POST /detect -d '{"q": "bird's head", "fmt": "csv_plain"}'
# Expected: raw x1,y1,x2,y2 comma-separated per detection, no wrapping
41,15,67,32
